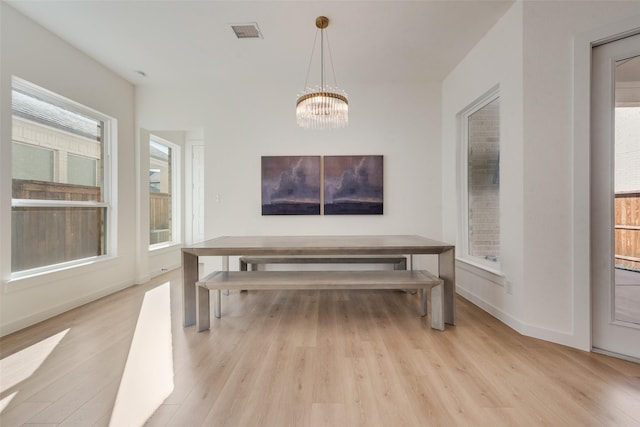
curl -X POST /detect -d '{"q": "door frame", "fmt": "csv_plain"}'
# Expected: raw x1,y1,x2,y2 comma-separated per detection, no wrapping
184,132,204,245
591,33,640,360
573,15,640,356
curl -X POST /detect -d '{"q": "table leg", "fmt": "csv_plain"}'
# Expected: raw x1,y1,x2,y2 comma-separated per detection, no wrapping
182,251,199,327
223,256,230,296
439,248,456,325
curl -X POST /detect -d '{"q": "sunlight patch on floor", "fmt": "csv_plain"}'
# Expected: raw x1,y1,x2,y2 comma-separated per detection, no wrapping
109,282,174,426
0,392,17,414
0,328,69,414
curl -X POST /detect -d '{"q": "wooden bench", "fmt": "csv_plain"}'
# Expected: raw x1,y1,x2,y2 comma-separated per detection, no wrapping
196,270,444,332
239,255,407,271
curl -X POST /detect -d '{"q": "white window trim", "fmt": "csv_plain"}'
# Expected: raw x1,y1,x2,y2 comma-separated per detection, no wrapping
12,199,108,208
149,134,181,251
458,85,501,272
9,76,118,281
8,254,114,284
456,256,505,283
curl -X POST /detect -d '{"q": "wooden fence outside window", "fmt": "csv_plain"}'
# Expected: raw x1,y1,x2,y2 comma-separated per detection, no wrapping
616,192,640,271
150,192,171,245
11,179,103,272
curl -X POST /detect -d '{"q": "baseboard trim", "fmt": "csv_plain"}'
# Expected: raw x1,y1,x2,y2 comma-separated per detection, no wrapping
456,286,523,332
592,347,640,364
0,279,135,337
457,286,590,351
149,263,181,280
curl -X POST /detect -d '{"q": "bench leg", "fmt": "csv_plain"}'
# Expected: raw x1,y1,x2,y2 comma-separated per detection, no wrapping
196,285,211,332
402,257,417,294
237,260,250,292
430,284,444,331
420,288,427,317
395,258,407,270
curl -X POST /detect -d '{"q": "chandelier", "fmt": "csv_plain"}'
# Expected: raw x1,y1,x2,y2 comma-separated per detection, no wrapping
296,16,349,129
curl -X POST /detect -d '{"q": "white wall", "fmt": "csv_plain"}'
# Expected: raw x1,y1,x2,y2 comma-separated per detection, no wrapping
522,1,640,349
442,1,525,333
0,4,136,336
442,0,640,350
136,76,444,272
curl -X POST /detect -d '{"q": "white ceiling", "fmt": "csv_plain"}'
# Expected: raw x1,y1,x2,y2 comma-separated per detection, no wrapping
7,0,515,91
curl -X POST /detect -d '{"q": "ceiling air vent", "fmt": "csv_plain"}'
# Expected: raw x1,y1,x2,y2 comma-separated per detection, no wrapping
231,23,262,39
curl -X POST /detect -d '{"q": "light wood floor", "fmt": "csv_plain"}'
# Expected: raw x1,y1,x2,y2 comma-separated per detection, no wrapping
1,269,639,426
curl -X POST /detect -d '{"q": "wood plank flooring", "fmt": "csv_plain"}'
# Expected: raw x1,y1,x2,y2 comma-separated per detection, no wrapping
1,268,639,426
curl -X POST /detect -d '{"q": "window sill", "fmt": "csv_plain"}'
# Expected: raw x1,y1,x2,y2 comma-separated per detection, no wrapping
149,242,183,253
456,257,505,286
4,254,117,292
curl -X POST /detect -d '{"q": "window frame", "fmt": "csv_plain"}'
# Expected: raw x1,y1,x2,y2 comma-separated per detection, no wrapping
10,76,117,280
458,86,501,271
149,134,181,250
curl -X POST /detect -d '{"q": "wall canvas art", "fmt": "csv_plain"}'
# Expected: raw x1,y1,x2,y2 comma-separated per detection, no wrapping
324,155,383,215
261,156,321,215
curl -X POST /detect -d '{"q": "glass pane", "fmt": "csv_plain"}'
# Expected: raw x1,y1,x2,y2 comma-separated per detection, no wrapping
11,206,106,272
468,97,500,262
12,89,103,201
12,142,54,181
149,139,172,245
68,154,97,187
614,55,640,325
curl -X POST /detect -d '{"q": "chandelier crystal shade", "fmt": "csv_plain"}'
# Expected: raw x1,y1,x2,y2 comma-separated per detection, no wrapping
296,16,349,129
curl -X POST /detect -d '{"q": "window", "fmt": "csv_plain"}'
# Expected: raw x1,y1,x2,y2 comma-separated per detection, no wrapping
149,135,180,247
11,77,115,276
460,89,500,266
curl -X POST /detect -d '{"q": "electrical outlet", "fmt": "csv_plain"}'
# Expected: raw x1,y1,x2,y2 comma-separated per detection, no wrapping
505,280,513,295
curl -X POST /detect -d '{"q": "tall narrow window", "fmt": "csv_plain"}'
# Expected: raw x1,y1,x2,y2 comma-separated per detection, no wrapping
149,135,180,247
11,77,114,275
461,90,500,265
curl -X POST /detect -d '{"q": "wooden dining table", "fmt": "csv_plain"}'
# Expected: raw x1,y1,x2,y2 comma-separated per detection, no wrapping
181,234,455,328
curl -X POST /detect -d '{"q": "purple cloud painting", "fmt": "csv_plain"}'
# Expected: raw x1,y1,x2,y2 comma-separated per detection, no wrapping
261,156,321,215
324,155,383,215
